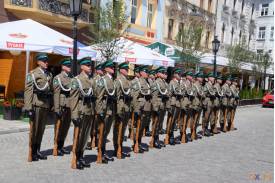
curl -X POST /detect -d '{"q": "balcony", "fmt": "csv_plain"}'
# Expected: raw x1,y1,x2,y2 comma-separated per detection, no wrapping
222,4,230,14
232,9,239,19
4,0,92,29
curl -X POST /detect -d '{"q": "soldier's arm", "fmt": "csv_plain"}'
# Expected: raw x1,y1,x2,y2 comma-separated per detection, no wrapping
53,76,61,113
70,79,80,120
24,73,34,111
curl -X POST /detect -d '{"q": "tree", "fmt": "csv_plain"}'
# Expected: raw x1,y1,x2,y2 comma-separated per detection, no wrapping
89,0,129,62
226,36,253,74
251,52,273,91
176,23,204,70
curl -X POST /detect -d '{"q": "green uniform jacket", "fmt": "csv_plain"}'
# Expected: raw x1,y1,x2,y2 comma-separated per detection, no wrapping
70,72,95,120
221,83,232,107
151,78,168,111
169,79,181,108
180,79,191,111
53,71,71,113
192,81,204,111
115,73,131,115
203,81,215,109
24,67,53,111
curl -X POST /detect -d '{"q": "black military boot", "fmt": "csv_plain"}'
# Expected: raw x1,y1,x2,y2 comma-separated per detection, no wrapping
32,144,39,161
59,141,70,154
169,133,175,145
113,144,118,157
79,152,90,168
153,136,161,149
101,148,108,164
36,144,47,160
104,153,114,162
76,153,84,170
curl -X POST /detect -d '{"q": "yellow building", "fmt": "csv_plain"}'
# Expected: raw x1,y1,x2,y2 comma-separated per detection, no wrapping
163,0,217,51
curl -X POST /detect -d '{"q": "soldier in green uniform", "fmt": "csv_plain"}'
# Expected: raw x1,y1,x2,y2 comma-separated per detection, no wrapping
96,60,116,163
145,69,156,137
202,72,216,137
132,66,151,153
150,67,169,149
70,57,96,169
128,66,141,140
191,71,205,140
113,62,131,159
210,74,224,134
220,75,232,132
165,68,182,145
24,53,52,162
87,63,104,150
228,77,239,131
52,58,72,156
180,71,193,143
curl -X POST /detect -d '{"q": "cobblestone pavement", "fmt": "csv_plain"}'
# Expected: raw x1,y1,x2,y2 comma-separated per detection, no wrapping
0,106,273,183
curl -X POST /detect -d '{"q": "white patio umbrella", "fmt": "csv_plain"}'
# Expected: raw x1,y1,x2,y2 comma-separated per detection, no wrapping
0,19,97,77
85,37,175,67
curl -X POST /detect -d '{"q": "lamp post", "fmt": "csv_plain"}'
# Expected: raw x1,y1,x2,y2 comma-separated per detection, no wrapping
69,0,83,76
212,35,220,77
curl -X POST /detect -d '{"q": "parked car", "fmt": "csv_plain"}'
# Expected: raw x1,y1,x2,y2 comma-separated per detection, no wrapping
262,89,274,107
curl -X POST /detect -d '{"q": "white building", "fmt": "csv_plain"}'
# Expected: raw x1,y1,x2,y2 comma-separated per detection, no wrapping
215,0,256,56
252,0,274,57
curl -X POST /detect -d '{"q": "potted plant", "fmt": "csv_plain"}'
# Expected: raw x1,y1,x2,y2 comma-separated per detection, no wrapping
2,99,24,120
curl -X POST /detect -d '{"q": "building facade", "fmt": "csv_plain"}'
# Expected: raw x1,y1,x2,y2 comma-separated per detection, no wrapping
252,0,274,57
215,0,257,56
162,0,217,51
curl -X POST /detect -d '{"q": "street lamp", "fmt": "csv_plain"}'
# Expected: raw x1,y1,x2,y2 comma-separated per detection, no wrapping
69,0,83,76
212,35,220,77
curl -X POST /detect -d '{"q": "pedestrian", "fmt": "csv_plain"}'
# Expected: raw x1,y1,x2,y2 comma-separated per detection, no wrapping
70,57,96,169
24,53,52,162
228,77,239,131
52,58,72,156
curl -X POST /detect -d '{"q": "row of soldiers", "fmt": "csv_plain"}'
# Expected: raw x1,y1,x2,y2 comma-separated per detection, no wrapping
24,53,239,170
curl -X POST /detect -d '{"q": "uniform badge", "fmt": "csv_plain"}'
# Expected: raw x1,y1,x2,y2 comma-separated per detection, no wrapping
26,74,32,83
97,78,104,88
53,78,58,86
71,79,79,89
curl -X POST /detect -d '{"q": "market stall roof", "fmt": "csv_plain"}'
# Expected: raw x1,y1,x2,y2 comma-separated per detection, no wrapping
85,38,175,67
0,19,96,59
146,41,199,63
201,53,274,75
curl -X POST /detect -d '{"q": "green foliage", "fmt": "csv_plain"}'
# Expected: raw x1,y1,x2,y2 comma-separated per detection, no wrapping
176,24,204,70
89,0,129,61
239,87,264,99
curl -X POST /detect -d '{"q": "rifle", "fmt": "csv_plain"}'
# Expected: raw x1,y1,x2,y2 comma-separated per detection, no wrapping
71,125,80,169
53,116,61,156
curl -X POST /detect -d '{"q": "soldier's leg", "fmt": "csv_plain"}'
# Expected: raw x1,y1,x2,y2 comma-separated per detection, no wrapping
28,107,39,162
134,114,142,153
229,107,237,131
102,114,114,161
202,107,212,136
180,109,188,143
186,109,194,141
57,108,71,154
120,112,131,157
191,110,199,140
158,110,165,134
138,111,150,152
96,114,106,164
227,107,232,130
149,111,159,148
35,107,48,160
113,115,120,158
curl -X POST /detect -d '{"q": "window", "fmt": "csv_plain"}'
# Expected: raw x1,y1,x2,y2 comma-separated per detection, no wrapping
251,3,255,15
271,27,274,39
208,0,212,12
147,3,153,28
231,27,234,45
224,0,227,5
261,4,269,16
205,31,210,48
258,27,266,39
221,23,225,43
233,0,237,9
200,0,203,8
131,0,137,24
241,0,244,13
168,19,174,39
178,23,184,34
239,30,242,43
268,50,273,54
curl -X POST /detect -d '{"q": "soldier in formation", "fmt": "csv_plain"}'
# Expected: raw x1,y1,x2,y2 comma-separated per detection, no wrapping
24,53,240,169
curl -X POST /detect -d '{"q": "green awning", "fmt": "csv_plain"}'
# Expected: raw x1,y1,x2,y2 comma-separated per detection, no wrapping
146,42,199,63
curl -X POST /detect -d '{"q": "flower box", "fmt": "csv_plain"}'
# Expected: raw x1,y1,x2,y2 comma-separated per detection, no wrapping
3,106,22,120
